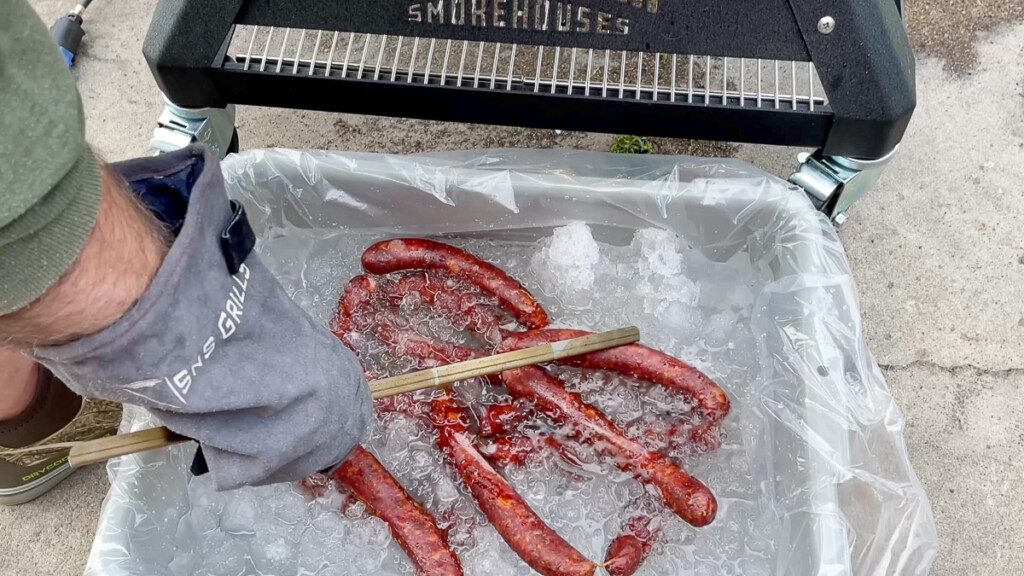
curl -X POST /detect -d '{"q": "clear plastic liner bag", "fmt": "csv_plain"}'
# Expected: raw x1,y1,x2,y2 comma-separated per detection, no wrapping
85,148,937,576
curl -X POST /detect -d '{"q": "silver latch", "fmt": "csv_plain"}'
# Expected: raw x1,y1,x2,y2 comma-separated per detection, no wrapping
151,99,237,160
789,146,899,225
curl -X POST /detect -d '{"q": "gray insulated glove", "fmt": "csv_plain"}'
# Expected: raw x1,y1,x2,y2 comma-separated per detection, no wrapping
32,145,372,490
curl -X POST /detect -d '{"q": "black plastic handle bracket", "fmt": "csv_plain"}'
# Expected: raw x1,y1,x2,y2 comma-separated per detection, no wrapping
787,0,915,158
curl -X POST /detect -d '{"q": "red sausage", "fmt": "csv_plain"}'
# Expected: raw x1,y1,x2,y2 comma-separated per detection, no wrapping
366,314,717,526
604,515,659,576
374,313,484,365
332,274,380,348
369,329,594,576
375,394,428,419
387,271,507,344
477,403,532,437
331,304,466,576
479,434,540,467
604,535,645,576
498,329,730,423
501,366,717,527
362,239,550,329
334,275,485,367
365,315,592,576
480,434,589,473
332,446,465,576
430,393,597,576
338,274,379,319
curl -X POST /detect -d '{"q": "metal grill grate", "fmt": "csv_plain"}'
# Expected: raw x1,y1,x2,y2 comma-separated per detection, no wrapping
226,25,828,110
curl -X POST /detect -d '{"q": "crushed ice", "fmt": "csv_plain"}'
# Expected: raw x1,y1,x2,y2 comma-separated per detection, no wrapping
168,224,774,576
530,221,602,308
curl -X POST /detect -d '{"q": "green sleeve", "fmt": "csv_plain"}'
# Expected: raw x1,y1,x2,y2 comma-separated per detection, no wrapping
0,0,102,315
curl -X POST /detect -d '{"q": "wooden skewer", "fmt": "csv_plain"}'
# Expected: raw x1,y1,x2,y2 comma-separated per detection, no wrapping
69,426,189,467
367,326,639,398
66,327,639,468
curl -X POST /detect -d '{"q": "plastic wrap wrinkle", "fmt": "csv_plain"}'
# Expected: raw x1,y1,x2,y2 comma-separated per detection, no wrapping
86,148,937,576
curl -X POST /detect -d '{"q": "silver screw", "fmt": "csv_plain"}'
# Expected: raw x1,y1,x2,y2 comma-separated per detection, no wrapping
817,16,836,34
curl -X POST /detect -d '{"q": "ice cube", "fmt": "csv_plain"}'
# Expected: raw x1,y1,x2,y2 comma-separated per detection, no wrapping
168,552,198,576
349,515,392,549
434,476,460,504
197,530,249,576
693,559,722,576
703,312,736,349
632,228,684,277
531,222,601,305
220,491,258,535
182,505,219,537
462,527,519,576
353,550,388,573
268,487,309,526
311,509,349,540
190,475,225,514
298,524,331,573
250,525,299,576
660,300,701,342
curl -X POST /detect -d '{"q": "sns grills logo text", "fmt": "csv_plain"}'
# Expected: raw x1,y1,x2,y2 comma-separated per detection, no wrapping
164,263,249,404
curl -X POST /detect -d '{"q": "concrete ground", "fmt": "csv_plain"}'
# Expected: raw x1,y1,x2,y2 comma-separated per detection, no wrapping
2,1,1022,575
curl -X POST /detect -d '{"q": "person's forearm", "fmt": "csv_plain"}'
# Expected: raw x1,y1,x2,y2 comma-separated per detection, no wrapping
23,146,372,490
0,166,170,348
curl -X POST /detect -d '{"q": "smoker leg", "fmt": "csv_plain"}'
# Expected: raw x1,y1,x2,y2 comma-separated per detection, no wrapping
788,147,899,226
150,100,238,160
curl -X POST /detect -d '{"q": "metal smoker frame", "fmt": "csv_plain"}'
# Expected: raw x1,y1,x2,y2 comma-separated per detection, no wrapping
143,0,915,223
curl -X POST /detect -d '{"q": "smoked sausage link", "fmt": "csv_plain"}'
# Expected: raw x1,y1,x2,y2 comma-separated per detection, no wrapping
430,393,597,576
501,366,717,527
604,515,659,576
330,447,465,576
362,239,550,329
498,329,729,423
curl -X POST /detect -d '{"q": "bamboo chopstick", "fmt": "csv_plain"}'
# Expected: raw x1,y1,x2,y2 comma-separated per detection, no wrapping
368,327,639,398
66,327,639,468
68,426,189,468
